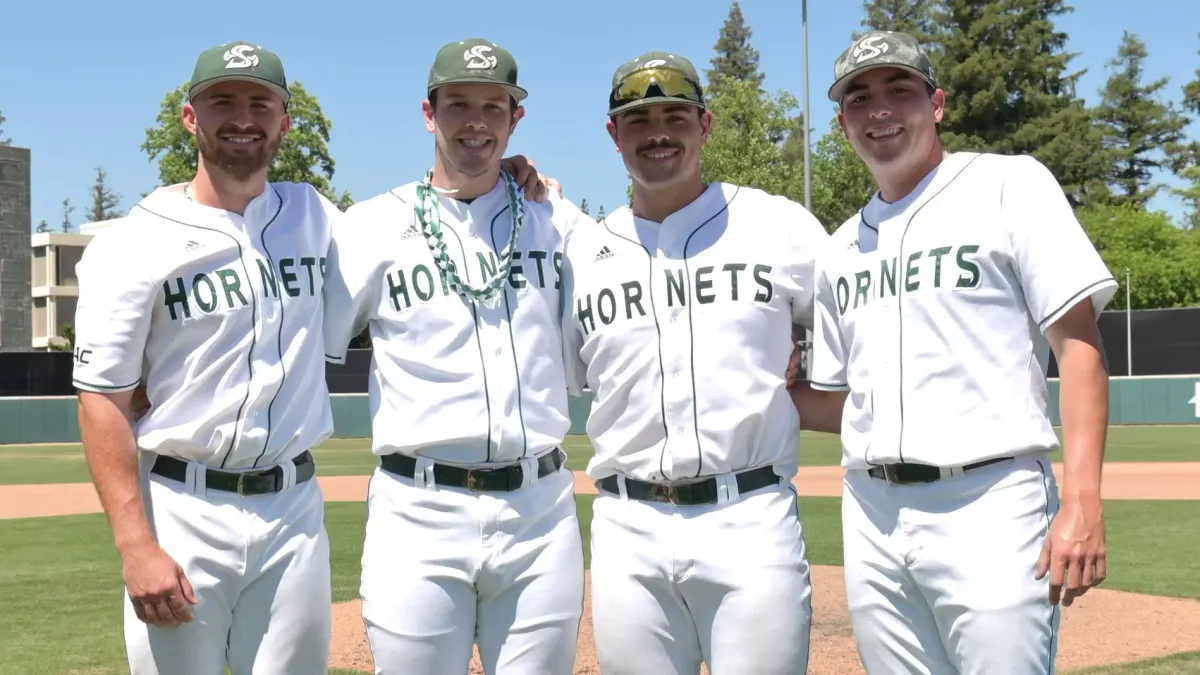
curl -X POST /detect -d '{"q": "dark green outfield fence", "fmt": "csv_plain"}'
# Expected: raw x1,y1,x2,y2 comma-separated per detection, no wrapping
2,376,1198,445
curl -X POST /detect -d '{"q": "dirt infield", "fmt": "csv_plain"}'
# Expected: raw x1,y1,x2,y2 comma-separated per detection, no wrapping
326,568,1200,674
2,462,1197,520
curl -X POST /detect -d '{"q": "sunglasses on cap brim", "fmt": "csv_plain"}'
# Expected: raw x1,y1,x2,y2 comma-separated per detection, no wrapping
611,67,703,106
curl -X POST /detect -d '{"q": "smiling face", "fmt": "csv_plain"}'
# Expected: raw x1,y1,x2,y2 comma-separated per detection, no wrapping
423,83,524,179
182,79,289,182
837,66,944,177
607,102,711,191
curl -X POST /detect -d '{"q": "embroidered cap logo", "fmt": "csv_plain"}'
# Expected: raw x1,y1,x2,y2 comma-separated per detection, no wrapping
852,36,888,64
464,45,498,70
223,44,260,69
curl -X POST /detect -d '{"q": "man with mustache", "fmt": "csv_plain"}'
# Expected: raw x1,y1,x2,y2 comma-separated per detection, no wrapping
558,51,838,674
810,31,1114,673
73,40,552,675
322,37,590,674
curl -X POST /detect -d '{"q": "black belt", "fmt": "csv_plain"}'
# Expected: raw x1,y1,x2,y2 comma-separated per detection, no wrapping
379,448,566,492
150,451,315,495
597,465,782,506
867,456,1013,485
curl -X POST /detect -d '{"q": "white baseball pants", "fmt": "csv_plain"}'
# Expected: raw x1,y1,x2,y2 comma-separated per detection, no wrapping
359,455,584,675
124,452,331,675
842,453,1062,674
589,477,813,675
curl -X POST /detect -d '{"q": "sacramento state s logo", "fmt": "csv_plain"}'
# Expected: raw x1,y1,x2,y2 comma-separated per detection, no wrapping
223,45,260,69
464,45,497,70
852,36,888,63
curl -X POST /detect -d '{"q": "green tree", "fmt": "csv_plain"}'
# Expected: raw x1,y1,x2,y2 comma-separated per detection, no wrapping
1077,203,1200,308
701,76,799,197
1094,32,1190,207
1171,36,1200,228
0,108,9,146
140,81,354,209
60,198,74,234
801,117,877,231
706,2,764,93
859,0,938,42
578,198,590,216
35,219,50,233
89,167,123,222
932,0,1109,206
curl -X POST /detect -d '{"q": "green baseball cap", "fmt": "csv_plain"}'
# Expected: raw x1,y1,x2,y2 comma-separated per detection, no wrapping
608,51,705,117
188,41,290,103
427,38,528,102
828,31,936,103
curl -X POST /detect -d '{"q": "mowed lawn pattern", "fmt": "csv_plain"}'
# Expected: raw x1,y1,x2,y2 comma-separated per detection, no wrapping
2,496,1200,674
3,425,1200,486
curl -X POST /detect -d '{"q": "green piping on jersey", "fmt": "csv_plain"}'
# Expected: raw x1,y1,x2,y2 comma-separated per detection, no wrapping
490,205,530,459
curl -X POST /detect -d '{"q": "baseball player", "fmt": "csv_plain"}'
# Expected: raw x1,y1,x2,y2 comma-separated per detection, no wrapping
810,31,1115,674
74,40,554,675
322,38,588,675
72,41,339,675
558,51,834,674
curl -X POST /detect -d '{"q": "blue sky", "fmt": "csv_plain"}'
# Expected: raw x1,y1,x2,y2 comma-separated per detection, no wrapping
2,0,1195,230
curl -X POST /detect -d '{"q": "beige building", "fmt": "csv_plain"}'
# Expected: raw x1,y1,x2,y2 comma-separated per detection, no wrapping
29,219,121,349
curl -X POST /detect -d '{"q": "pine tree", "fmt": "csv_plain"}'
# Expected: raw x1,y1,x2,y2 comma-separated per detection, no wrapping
1095,32,1190,207
859,0,937,42
579,198,590,216
596,205,606,222
89,167,123,222
932,0,1109,206
35,220,50,233
706,2,765,92
0,108,9,146
60,199,75,234
1171,36,1200,228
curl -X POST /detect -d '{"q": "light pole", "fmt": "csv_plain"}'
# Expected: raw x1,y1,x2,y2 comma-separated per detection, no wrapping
802,0,812,212
1125,268,1132,377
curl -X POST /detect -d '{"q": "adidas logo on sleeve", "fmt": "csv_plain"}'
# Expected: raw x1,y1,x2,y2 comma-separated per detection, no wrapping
595,246,614,261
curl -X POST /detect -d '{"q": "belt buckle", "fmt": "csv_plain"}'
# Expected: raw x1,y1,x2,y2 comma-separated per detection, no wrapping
649,483,682,505
236,472,253,495
882,464,901,485
236,469,273,495
465,469,481,492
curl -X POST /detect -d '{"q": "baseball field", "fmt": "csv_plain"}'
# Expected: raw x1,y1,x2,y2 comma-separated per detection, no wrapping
2,426,1199,674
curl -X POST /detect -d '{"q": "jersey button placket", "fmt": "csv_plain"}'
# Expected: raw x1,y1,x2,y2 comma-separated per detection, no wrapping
659,237,696,479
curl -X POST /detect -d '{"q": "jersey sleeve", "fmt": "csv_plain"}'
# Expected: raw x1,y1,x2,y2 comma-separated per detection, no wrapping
72,228,157,393
322,204,381,364
1001,155,1118,331
558,231,589,397
809,261,851,391
785,202,831,330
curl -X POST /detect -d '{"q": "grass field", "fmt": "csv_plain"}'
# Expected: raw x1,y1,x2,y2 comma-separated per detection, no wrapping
2,494,1199,674
3,425,1199,486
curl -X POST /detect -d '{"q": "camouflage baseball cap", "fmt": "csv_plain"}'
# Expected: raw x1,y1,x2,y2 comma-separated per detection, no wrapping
188,41,290,103
608,51,705,117
827,31,936,103
428,38,528,102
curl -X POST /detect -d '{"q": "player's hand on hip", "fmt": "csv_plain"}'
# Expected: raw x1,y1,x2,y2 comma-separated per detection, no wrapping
500,154,562,203
121,541,198,627
1036,496,1107,607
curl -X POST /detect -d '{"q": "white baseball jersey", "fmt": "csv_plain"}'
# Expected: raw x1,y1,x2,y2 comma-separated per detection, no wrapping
322,177,587,465
810,152,1118,470
72,182,338,470
560,182,831,482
